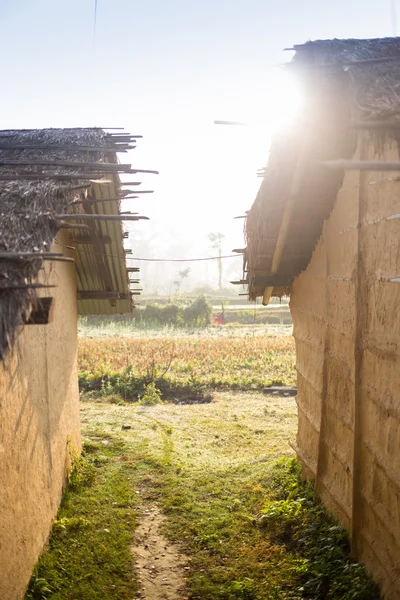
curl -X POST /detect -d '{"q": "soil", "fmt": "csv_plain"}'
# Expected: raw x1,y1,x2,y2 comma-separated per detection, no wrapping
132,505,188,600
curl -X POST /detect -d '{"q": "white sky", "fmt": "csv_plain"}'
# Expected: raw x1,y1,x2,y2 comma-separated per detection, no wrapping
0,0,397,289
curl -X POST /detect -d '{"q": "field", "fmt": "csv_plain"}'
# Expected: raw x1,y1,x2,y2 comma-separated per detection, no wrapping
78,326,296,401
26,324,380,600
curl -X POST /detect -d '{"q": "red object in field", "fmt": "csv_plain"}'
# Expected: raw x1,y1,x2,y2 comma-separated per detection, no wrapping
214,313,224,325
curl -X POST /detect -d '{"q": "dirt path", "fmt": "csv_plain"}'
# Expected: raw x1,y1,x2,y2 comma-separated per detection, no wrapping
132,505,188,600
79,391,298,599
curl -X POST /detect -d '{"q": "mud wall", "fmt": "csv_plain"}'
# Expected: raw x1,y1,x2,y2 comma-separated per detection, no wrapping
0,233,81,600
291,135,400,598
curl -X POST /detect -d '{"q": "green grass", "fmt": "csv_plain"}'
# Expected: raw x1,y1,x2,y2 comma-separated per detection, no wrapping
26,393,380,600
25,434,148,600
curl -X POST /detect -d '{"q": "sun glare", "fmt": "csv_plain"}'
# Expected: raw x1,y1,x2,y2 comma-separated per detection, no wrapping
256,70,304,136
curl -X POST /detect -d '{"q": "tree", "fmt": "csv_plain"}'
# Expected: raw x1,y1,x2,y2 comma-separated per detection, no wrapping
173,268,191,295
208,232,225,290
178,268,191,288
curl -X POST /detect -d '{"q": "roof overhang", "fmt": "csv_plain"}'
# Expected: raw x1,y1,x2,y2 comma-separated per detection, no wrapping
244,37,400,304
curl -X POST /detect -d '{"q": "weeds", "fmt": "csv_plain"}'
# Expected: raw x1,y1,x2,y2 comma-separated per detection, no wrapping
261,458,380,599
139,381,163,405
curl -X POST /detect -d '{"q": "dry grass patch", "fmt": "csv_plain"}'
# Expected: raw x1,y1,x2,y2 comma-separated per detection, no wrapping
78,336,296,400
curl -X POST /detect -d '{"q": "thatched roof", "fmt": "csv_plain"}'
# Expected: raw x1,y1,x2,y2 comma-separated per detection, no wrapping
244,37,400,303
0,127,150,360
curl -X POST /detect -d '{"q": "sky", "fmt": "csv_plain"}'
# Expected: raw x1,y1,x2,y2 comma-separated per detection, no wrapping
0,0,397,291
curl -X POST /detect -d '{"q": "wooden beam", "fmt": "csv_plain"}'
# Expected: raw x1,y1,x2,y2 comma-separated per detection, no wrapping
262,141,308,306
25,297,55,325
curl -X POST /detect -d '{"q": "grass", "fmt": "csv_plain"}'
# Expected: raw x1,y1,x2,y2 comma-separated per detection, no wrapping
78,334,296,401
25,434,144,600
26,393,380,600
26,323,380,599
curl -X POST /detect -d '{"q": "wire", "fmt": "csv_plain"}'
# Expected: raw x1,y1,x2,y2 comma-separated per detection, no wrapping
91,251,241,262
126,254,240,262
93,0,98,44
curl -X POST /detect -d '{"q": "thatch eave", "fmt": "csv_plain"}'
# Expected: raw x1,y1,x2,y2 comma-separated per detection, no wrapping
0,127,147,360
245,37,400,304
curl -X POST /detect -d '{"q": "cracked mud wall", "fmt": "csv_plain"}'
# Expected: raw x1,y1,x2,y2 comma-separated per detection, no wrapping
291,135,400,599
0,232,81,600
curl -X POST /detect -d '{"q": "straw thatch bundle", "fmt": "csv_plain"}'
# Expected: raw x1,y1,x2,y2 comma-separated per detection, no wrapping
245,37,400,301
291,37,400,123
0,128,117,360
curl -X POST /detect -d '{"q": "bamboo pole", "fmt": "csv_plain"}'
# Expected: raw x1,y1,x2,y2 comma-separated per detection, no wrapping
0,173,108,181
123,191,154,194
0,159,133,171
0,251,64,259
59,223,90,230
53,214,149,221
231,275,293,286
72,198,117,205
130,169,159,175
0,144,133,152
261,144,308,305
0,283,56,290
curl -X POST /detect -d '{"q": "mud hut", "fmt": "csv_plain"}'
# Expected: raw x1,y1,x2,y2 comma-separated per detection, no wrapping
243,38,400,598
0,127,150,600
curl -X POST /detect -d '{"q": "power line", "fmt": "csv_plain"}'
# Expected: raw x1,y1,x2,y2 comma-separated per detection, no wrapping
93,0,98,44
89,251,241,262
125,254,241,262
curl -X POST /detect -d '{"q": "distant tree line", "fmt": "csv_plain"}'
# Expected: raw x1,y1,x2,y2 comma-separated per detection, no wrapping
136,295,211,327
